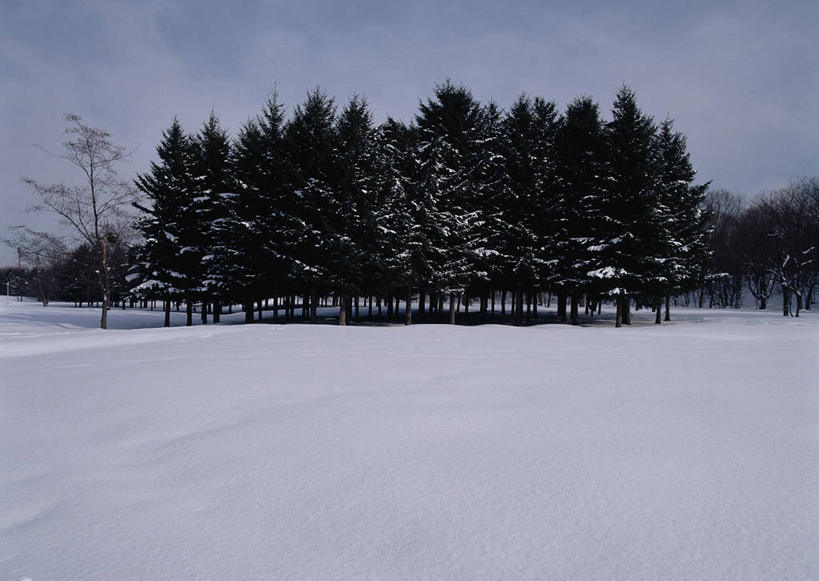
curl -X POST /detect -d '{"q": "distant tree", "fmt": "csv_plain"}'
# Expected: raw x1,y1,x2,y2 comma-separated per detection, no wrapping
702,189,745,308
600,87,659,327
22,114,137,328
133,117,196,326
556,96,607,323
372,118,421,320
192,112,235,323
502,95,561,324
285,88,340,319
756,181,818,316
2,226,68,306
232,92,293,322
414,81,493,323
654,118,710,322
333,95,377,324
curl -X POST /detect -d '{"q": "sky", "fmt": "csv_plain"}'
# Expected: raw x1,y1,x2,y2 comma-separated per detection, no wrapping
1,0,817,266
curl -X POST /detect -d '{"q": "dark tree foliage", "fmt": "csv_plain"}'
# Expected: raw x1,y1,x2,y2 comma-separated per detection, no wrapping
121,81,819,328
132,118,196,317
556,97,607,311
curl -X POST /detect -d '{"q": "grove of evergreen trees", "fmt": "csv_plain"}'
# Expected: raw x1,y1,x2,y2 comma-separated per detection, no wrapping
127,83,716,327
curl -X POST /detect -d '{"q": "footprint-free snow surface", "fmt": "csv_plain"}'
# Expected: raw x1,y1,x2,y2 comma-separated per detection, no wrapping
1,300,817,580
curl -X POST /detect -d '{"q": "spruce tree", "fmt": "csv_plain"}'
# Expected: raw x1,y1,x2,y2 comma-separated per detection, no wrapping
133,118,197,326
501,95,561,323
414,81,492,322
601,86,659,326
655,118,710,320
556,97,607,323
232,117,269,321
285,88,340,318
191,112,234,322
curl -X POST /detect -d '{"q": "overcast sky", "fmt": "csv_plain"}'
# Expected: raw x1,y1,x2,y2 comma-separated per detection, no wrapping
1,0,817,265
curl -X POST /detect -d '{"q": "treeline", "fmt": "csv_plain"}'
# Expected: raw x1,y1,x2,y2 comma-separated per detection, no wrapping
2,238,131,307
127,82,711,327
698,179,819,314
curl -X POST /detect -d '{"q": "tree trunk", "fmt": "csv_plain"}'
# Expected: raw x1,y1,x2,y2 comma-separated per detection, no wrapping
623,295,631,325
201,302,208,325
418,291,425,320
339,295,347,326
557,292,567,322
245,298,254,323
526,291,532,323
783,283,791,316
311,287,318,323
664,296,671,321
164,299,171,328
213,300,221,324
449,293,456,324
500,291,506,315
615,296,623,328
405,290,412,325
186,298,193,327
100,235,110,329
570,293,579,325
655,301,662,324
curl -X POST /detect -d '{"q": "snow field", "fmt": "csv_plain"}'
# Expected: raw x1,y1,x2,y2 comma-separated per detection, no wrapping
1,301,817,579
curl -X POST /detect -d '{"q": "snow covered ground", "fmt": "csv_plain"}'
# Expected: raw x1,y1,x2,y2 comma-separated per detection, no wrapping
1,299,817,580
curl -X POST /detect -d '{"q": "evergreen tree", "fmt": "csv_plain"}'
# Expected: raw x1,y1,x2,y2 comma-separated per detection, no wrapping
501,95,561,322
556,96,607,323
414,81,493,322
333,95,377,322
285,88,340,317
257,93,297,318
191,112,235,321
600,86,659,326
654,118,710,321
373,118,424,319
132,118,197,326
232,117,269,320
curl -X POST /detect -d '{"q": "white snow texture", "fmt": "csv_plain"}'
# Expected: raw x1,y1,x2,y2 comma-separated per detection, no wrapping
1,299,817,580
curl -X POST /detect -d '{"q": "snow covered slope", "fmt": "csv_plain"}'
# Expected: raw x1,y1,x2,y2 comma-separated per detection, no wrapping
1,301,817,580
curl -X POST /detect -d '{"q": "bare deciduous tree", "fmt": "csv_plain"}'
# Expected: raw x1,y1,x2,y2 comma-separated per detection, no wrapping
2,226,68,306
23,114,137,328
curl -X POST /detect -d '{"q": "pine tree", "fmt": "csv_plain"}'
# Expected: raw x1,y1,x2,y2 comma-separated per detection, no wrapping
285,88,340,318
654,118,710,320
332,95,377,323
414,81,492,322
232,117,268,321
501,95,561,323
257,93,296,320
191,112,235,322
132,118,197,326
373,118,423,319
556,97,607,323
600,86,659,326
